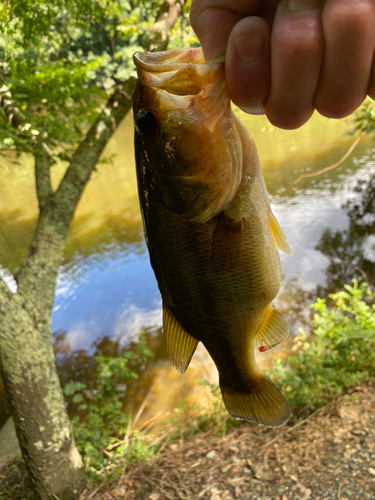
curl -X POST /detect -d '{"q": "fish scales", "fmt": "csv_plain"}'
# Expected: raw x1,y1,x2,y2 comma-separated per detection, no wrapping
133,47,291,427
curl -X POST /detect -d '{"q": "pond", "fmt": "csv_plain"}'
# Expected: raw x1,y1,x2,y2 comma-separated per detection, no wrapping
1,109,375,428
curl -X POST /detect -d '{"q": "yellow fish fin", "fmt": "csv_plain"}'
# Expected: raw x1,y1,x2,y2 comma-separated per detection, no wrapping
220,374,290,427
163,302,199,373
210,212,244,272
254,304,289,353
269,209,291,255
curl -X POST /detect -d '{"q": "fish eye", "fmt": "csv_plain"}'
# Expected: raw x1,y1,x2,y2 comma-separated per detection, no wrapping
136,110,158,135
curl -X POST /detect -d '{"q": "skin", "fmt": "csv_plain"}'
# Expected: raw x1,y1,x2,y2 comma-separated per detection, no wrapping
190,0,375,130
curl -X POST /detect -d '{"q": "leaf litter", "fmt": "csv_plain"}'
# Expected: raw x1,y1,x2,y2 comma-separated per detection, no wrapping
1,380,375,500
79,379,375,500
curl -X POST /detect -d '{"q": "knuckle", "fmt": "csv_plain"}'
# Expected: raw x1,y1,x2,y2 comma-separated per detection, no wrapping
274,17,323,57
324,0,375,28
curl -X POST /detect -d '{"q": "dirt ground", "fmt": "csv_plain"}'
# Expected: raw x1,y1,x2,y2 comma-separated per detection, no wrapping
2,380,375,500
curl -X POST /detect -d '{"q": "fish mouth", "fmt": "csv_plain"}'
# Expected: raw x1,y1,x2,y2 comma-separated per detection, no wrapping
133,48,226,102
133,48,243,223
133,47,206,73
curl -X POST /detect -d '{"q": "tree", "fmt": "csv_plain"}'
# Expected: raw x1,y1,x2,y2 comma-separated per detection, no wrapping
0,1,190,498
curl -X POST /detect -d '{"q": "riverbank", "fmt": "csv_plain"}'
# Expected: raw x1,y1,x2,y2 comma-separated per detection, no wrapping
1,379,375,500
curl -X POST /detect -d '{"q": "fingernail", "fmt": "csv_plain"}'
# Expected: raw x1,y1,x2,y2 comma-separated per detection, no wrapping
234,31,265,65
241,105,265,115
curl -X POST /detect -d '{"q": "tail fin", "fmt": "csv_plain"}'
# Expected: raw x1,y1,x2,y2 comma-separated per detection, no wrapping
220,374,290,427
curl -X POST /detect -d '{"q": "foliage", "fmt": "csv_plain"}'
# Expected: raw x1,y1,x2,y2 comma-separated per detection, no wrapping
169,0,199,49
0,461,37,500
347,99,375,136
63,332,155,478
0,0,197,163
268,279,375,411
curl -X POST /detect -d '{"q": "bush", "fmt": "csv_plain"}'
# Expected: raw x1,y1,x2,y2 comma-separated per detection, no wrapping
268,279,375,411
347,100,375,136
63,332,154,478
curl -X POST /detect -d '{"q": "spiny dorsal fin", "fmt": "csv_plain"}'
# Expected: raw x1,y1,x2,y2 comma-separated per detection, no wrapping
269,209,291,255
220,373,290,427
210,212,244,272
163,302,199,373
254,304,289,353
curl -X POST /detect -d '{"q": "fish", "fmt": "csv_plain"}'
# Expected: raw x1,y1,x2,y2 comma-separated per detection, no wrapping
132,47,291,427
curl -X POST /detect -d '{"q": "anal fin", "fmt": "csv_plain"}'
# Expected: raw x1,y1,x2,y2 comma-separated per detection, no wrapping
255,304,289,352
163,302,199,373
220,374,290,427
270,209,291,255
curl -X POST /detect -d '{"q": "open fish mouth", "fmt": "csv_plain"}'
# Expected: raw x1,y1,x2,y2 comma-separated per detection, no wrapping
133,47,243,224
133,48,225,96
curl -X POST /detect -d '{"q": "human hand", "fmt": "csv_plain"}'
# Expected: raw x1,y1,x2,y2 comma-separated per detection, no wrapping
190,0,375,129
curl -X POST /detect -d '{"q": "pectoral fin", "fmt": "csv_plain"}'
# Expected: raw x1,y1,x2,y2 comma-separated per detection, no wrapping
270,209,291,255
255,304,289,352
210,212,244,272
220,374,290,427
163,302,199,373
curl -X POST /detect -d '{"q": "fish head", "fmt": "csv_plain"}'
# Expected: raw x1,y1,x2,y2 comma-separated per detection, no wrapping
133,48,243,223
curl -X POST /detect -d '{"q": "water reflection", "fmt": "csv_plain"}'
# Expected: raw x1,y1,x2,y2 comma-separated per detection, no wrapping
316,173,375,298
1,109,375,426
53,328,216,428
53,250,161,350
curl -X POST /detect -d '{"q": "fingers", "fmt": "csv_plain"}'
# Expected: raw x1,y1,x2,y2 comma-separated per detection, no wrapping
190,0,262,60
315,0,375,118
190,0,375,129
226,17,271,115
265,0,324,129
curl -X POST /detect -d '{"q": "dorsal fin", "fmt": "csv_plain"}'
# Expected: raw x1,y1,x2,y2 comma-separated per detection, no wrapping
163,302,199,373
254,304,289,353
269,209,291,255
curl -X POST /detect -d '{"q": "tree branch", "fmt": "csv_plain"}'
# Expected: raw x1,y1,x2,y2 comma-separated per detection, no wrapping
34,142,53,210
0,85,25,128
53,0,185,229
146,0,186,52
53,77,136,229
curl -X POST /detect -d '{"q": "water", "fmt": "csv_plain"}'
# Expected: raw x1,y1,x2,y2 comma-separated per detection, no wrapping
1,110,375,427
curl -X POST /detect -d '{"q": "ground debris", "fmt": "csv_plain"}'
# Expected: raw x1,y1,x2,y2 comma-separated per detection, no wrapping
2,380,375,500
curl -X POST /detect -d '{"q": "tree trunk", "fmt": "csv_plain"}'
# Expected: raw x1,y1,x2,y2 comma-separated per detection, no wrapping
0,283,86,500
0,1,185,498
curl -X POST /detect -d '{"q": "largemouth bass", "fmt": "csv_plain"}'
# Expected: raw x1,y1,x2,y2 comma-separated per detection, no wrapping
133,47,291,427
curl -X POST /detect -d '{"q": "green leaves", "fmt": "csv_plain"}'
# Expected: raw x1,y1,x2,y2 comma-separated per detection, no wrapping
347,99,375,136
63,332,154,477
268,279,375,412
0,0,188,163
63,381,87,396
